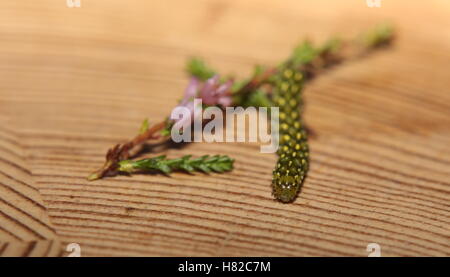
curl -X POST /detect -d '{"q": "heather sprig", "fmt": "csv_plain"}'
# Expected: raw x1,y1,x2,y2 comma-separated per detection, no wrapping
118,155,234,175
139,118,150,135
360,23,394,48
186,24,394,104
186,57,217,81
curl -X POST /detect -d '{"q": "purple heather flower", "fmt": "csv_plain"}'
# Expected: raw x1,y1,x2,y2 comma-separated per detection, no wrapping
200,75,233,107
179,77,200,107
172,75,233,127
173,77,200,126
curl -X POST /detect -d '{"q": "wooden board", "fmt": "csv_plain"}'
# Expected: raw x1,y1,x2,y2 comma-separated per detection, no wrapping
0,0,449,256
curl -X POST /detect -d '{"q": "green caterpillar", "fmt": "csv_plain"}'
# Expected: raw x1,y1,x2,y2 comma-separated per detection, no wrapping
271,66,309,203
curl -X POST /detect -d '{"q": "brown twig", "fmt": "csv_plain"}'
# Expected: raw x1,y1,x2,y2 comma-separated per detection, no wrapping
87,121,167,180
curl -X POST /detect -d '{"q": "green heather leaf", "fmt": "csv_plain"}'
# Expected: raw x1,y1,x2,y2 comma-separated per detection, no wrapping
291,40,318,66
139,118,149,135
160,120,174,137
186,57,216,80
318,37,342,54
242,89,272,108
253,64,266,77
158,163,171,174
198,164,211,173
231,80,248,94
181,164,195,173
153,155,166,161
360,23,394,48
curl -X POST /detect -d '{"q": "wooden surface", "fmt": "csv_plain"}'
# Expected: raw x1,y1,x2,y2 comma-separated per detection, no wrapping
0,0,449,257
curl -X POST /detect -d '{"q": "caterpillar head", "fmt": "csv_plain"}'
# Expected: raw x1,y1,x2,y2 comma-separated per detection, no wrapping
272,175,301,203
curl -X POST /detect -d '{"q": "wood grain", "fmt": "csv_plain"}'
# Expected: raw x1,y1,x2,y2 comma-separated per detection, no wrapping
0,0,449,256
0,117,62,256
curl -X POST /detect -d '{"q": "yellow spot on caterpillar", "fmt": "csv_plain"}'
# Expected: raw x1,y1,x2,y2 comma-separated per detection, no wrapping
283,134,290,141
279,113,286,120
294,73,303,81
289,99,297,107
295,144,300,150
281,82,289,91
278,98,286,106
284,69,293,78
